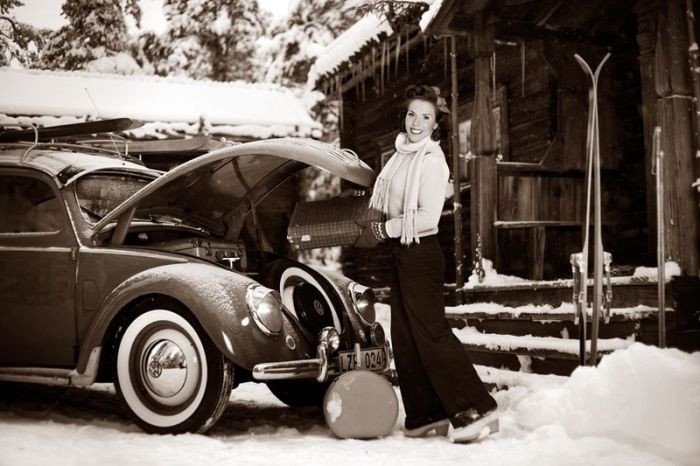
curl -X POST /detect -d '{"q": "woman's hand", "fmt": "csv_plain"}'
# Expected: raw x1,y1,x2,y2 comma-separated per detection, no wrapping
354,221,388,248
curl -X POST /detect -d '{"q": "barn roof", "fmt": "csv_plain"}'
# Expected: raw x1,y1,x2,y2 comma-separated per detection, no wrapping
308,1,436,88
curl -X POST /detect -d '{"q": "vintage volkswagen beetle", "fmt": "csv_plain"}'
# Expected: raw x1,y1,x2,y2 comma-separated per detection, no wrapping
0,121,389,434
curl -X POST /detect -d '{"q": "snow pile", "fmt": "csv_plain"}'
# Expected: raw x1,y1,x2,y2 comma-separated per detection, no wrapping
465,259,531,288
516,343,700,462
0,343,698,465
632,261,681,281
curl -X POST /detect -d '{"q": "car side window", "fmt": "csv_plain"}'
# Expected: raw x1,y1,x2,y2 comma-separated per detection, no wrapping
0,175,63,234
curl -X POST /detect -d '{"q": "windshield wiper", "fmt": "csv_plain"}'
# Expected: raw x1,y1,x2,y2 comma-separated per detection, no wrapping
80,205,103,222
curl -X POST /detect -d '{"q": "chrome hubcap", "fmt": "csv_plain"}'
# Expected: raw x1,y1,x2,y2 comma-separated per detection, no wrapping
143,339,188,398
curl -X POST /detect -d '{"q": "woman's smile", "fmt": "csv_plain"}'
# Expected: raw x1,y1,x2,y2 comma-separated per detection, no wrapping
405,99,437,143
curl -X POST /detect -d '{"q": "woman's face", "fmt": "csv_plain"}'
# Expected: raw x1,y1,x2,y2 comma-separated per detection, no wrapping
405,98,438,143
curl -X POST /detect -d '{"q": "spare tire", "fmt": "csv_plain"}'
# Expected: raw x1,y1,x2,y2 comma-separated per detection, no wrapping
292,282,335,335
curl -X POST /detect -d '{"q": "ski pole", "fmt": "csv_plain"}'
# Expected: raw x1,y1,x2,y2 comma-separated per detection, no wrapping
653,126,666,348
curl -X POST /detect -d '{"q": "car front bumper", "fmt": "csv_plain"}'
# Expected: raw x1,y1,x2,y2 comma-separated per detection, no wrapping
252,340,392,383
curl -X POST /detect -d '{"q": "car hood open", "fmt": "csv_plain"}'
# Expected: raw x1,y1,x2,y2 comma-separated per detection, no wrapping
94,138,376,236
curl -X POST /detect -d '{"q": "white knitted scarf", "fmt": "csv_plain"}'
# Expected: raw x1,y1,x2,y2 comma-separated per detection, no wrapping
369,133,440,245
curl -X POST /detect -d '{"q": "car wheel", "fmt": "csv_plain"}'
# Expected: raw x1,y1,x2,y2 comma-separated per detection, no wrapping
114,307,233,434
266,379,329,408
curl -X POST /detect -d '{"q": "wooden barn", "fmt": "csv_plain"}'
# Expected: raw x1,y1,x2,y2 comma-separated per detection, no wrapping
310,0,700,373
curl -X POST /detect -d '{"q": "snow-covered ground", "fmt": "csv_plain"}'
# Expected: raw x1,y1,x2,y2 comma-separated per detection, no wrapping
1,341,697,466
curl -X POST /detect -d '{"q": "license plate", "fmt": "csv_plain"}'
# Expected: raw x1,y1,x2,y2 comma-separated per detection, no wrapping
338,347,386,372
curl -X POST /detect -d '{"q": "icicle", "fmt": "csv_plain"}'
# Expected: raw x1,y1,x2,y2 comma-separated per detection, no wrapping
353,62,359,100
444,37,448,79
372,47,377,94
385,40,390,81
491,51,497,103
337,75,343,132
361,57,366,101
381,41,386,94
521,41,526,97
395,33,401,76
406,28,410,74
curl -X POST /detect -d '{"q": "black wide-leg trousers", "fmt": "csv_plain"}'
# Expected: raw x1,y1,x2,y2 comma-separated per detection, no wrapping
389,235,496,429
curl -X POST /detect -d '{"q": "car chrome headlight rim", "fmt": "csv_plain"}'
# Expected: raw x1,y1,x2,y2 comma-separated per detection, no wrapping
348,282,376,326
318,326,341,353
369,322,386,347
245,284,283,336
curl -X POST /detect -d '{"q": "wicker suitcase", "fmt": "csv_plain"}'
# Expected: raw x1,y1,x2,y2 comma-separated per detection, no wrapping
287,195,382,251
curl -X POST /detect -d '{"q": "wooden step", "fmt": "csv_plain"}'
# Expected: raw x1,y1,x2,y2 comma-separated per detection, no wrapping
445,303,672,341
454,327,633,375
460,276,670,308
446,304,668,322
474,364,568,390
454,327,632,360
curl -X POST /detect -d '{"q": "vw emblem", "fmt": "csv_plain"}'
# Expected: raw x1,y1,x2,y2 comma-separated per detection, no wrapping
313,300,325,316
148,360,163,378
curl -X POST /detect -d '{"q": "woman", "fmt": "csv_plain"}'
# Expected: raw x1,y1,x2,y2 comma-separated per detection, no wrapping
355,85,499,443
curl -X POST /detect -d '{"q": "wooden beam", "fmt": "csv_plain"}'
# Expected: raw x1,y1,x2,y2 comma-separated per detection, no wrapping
469,11,498,263
634,1,660,257
654,0,700,275
449,35,465,301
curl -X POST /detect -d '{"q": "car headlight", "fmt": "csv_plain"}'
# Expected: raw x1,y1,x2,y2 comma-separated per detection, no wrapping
349,282,376,326
318,326,341,353
245,284,283,336
369,322,386,347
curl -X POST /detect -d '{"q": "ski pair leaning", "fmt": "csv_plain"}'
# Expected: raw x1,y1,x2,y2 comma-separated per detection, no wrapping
570,53,613,367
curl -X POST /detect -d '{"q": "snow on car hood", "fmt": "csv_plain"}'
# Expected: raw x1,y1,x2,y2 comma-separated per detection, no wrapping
94,138,375,235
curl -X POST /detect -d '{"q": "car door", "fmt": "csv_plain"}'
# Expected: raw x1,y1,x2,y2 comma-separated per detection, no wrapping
0,169,78,367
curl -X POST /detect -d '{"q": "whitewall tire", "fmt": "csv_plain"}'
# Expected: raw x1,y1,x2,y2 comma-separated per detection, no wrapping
114,307,232,434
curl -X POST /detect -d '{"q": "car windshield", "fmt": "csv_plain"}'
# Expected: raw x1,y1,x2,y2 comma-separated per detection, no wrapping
75,173,152,223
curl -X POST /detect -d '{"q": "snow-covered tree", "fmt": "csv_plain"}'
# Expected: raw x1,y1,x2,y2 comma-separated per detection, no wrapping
260,0,362,87
39,0,142,72
0,0,44,67
155,0,267,81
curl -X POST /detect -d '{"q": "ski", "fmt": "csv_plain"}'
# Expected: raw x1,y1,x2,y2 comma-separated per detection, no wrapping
573,52,612,365
0,118,143,143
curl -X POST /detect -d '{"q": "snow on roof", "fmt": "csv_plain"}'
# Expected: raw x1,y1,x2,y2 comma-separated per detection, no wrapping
308,1,440,86
0,67,321,138
418,0,444,31
308,13,394,85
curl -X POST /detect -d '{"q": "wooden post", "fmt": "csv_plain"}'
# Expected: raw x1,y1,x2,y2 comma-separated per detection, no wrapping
468,11,498,264
449,35,464,302
685,0,700,256
635,3,660,256
654,0,700,276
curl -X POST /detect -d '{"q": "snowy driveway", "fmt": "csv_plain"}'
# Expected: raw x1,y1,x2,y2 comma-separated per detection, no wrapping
1,342,698,466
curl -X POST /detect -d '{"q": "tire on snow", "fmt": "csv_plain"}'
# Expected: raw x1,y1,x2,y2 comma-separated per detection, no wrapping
266,379,329,408
113,302,232,434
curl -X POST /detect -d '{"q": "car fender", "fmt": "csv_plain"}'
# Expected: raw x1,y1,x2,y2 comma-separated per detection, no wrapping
308,266,369,343
77,263,312,374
